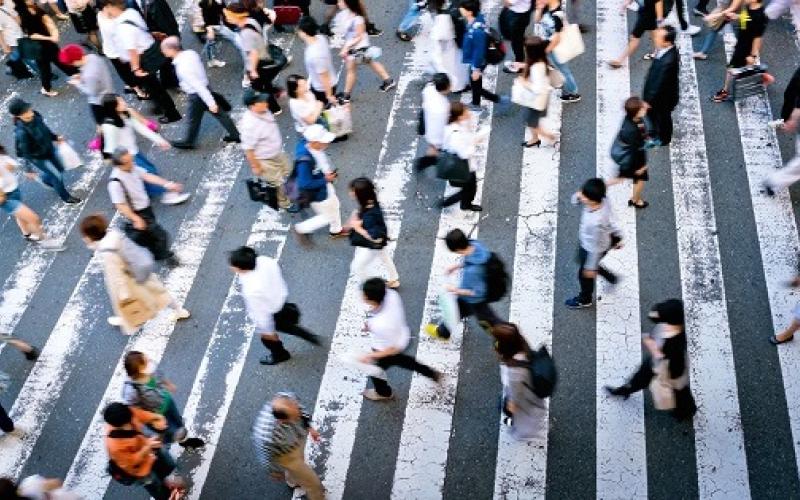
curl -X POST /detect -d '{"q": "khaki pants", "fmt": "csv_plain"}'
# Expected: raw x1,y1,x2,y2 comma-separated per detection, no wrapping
256,154,291,208
275,444,325,500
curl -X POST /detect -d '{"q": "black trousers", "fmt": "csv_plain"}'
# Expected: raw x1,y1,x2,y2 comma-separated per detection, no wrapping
369,352,438,397
663,0,688,29
781,66,800,121
142,450,177,500
138,48,181,120
695,0,710,12
0,402,13,433
179,91,240,145
110,57,138,89
471,71,500,106
647,106,674,146
507,10,531,63
624,359,698,420
124,207,173,261
311,86,337,103
37,41,77,92
441,172,477,209
577,247,616,303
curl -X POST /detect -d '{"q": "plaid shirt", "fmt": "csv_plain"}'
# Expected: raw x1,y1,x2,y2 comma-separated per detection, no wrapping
252,394,311,474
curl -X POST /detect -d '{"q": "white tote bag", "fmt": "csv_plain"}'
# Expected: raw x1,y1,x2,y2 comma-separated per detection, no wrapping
323,104,353,138
649,360,676,411
511,79,539,109
552,22,585,64
56,141,84,170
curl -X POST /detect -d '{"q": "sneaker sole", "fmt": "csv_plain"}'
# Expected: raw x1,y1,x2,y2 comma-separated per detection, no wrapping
566,303,592,309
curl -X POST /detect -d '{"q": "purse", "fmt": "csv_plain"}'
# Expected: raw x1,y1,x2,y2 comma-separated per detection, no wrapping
56,141,84,170
435,151,470,185
246,177,279,209
552,14,585,63
274,302,301,329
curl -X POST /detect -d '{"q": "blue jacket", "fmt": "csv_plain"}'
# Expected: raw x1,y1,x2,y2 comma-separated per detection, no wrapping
461,14,487,70
294,140,328,203
460,239,490,304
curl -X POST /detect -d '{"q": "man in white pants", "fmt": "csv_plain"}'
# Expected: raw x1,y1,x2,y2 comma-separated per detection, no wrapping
292,124,349,246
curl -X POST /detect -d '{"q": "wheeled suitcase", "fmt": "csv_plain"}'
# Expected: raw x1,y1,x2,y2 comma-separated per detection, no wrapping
273,0,304,26
730,64,768,101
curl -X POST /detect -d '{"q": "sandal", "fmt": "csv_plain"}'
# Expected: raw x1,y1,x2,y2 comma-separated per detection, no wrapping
769,334,794,345
386,280,400,289
628,199,649,209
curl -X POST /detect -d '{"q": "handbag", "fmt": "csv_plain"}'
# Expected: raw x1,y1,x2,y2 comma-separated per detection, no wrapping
349,230,385,250
263,43,289,72
548,68,565,89
552,18,585,63
511,79,539,109
56,141,84,170
246,177,279,210
322,105,353,138
274,302,301,330
435,151,470,184
649,360,676,410
610,138,633,173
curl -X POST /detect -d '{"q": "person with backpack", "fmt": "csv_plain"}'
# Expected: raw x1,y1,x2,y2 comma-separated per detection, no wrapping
229,246,320,366
565,178,622,309
103,402,185,500
80,214,190,334
347,177,400,288
426,228,505,340
492,322,548,441
437,101,484,212
122,351,205,447
459,0,509,108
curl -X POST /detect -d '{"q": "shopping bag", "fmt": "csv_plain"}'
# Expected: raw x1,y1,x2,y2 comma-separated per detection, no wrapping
56,141,84,170
649,361,676,410
274,1,302,26
322,105,353,138
340,351,384,378
437,289,460,335
510,79,539,109
552,23,585,63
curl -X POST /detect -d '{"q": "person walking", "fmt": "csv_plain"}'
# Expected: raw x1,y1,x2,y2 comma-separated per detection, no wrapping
396,0,427,41
692,0,737,60
609,97,650,208
80,213,190,333
292,124,350,245
358,278,440,401
347,177,400,288
96,3,143,97
337,0,396,102
58,43,114,125
606,299,697,421
564,178,622,309
428,0,468,93
196,0,226,67
662,0,700,35
500,0,532,75
240,89,293,210
13,474,81,499
642,25,678,146
711,0,767,103
252,393,324,500
105,147,184,267
16,0,76,96
65,0,100,49
460,0,507,107
122,351,205,447
764,84,800,195
297,15,338,104
516,36,557,147
9,98,82,204
287,74,324,136
160,36,240,149
229,246,320,366
608,0,664,68
0,0,33,79
426,228,502,339
534,0,581,103
415,72,452,172
437,101,484,212
492,322,547,441
769,273,800,344
126,0,179,40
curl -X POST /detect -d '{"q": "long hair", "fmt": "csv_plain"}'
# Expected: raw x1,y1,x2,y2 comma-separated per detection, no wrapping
492,322,530,362
522,36,548,79
100,94,125,127
342,0,366,17
349,177,378,211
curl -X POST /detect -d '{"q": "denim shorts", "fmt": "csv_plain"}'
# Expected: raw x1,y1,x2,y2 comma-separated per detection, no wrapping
0,189,22,215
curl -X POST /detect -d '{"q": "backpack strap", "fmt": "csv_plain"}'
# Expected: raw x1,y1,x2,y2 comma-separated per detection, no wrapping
109,177,136,211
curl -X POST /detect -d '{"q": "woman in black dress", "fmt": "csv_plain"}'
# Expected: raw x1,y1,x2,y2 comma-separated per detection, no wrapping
610,96,650,208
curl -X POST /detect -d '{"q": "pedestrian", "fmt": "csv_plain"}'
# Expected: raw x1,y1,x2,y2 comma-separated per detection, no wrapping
287,74,324,135
712,0,766,103
297,15,338,105
16,0,77,96
764,79,800,195
534,0,581,103
0,333,40,360
103,402,185,500
64,0,100,49
692,0,736,60
102,0,182,123
122,351,205,447
358,278,440,401
96,1,144,98
436,101,484,212
99,94,191,206
642,25,678,146
126,0,179,40
240,89,293,210
426,228,502,339
517,36,558,147
609,97,650,208
159,36,241,149
337,0,396,103
9,98,82,204
57,43,114,125
197,0,226,67
500,0,532,75
428,0,468,93
414,72,452,172
564,178,622,309
606,299,697,421
460,0,508,108
80,213,190,333
229,246,320,366
769,64,800,130
105,147,184,267
769,273,800,344
662,0,700,35
252,392,324,500
347,178,400,288
0,145,63,248
292,124,350,245
15,475,81,499
492,322,547,441
33,0,68,19
608,0,664,69
320,0,381,37
396,0,426,41
0,0,33,79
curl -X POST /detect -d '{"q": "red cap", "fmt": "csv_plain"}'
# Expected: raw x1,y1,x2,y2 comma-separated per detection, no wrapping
58,44,85,66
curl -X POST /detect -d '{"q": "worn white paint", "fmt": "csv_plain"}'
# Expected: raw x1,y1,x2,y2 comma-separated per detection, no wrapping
595,1,647,498
492,92,561,500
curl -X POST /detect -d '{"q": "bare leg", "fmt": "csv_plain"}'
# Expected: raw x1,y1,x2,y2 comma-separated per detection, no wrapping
368,60,390,81
14,205,44,239
344,60,357,94
631,179,645,203
776,318,800,341
611,36,641,66
526,126,539,144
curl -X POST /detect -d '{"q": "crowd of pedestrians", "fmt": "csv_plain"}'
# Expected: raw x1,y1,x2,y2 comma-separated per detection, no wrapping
1,0,799,497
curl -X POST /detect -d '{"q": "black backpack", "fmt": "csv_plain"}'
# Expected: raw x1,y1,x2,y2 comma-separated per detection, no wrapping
483,252,510,303
521,346,558,398
484,27,506,65
107,429,143,485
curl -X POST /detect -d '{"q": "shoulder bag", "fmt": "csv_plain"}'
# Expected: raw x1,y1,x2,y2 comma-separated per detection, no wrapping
552,12,585,63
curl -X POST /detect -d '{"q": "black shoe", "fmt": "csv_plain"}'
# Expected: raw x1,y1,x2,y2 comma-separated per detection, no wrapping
159,115,181,124
64,196,82,204
396,30,412,41
522,140,541,148
578,24,590,33
222,135,241,143
24,346,39,361
164,255,181,268
763,184,776,197
260,351,291,365
561,93,582,103
366,23,382,36
179,437,206,448
605,385,631,400
565,296,592,309
379,79,397,92
462,204,482,212
171,141,195,150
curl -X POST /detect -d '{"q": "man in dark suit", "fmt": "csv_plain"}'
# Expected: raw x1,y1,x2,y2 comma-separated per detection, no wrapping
127,0,179,38
643,25,679,146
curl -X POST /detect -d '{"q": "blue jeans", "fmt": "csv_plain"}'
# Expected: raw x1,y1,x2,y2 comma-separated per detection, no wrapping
134,153,166,197
699,24,724,54
0,189,23,214
161,398,186,444
397,0,421,34
548,53,579,95
29,154,72,201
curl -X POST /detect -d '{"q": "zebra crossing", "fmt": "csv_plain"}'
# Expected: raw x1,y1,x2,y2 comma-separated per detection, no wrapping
2,0,800,497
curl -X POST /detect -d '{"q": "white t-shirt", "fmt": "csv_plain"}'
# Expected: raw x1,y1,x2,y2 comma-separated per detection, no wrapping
17,475,81,500
108,166,151,211
508,0,532,13
0,2,22,47
97,11,120,58
289,94,319,133
304,35,338,92
422,84,450,149
366,289,411,352
0,155,20,193
115,9,154,62
342,12,369,51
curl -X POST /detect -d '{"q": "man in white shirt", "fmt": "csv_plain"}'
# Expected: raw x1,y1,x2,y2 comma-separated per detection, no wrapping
415,73,451,172
297,16,338,104
160,37,240,149
359,278,440,400
107,147,187,266
229,246,319,366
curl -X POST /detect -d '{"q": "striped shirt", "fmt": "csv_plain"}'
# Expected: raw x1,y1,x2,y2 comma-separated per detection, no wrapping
252,396,311,474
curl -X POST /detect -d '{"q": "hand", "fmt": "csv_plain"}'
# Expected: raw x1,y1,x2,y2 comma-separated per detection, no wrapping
249,70,258,80
784,119,799,133
324,172,337,182
327,95,338,105
581,269,597,279
67,76,80,86
157,140,171,151
471,69,481,81
25,172,38,181
445,263,460,275
148,437,162,450
133,215,147,230
134,68,149,77
209,103,219,114
167,181,183,192
634,166,648,176
56,135,64,143
309,427,320,442
206,30,216,41
339,49,348,58
724,11,738,20
358,353,373,364
163,381,177,393
446,284,459,293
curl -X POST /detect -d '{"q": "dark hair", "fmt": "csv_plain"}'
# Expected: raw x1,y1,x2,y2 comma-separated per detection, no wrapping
229,246,258,270
123,350,147,377
624,96,644,119
362,277,387,304
286,74,304,99
428,0,445,12
17,3,47,37
661,24,677,44
522,36,548,78
650,298,684,325
445,229,469,252
107,0,127,9
103,402,133,427
460,0,480,16
0,478,22,499
298,15,319,36
343,0,365,16
492,322,529,361
0,144,6,156
448,101,466,124
272,408,289,420
581,178,606,203
349,177,377,210
80,214,109,242
100,93,125,127
432,73,451,92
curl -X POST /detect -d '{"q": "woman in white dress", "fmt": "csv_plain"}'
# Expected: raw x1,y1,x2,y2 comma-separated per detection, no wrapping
428,0,468,92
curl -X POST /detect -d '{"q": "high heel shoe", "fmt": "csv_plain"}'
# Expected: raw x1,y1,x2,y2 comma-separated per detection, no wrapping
521,140,541,148
628,199,649,209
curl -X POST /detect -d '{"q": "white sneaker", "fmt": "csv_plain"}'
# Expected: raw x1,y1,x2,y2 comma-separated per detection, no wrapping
626,2,639,10
108,316,123,326
242,76,251,88
172,308,191,321
207,59,226,68
768,119,785,129
36,238,66,251
161,192,191,205
684,25,701,36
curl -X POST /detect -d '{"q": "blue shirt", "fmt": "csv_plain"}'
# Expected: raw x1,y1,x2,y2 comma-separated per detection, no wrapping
461,14,488,70
460,239,491,303
293,140,328,203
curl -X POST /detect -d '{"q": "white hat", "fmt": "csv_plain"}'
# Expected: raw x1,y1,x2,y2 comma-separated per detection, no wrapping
303,124,336,144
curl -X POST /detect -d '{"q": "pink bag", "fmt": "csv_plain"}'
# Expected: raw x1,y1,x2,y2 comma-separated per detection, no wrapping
88,135,102,151
145,120,159,132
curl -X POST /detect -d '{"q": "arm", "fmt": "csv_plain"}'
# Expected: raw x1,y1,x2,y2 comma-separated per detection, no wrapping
654,0,663,22
30,15,59,42
114,202,145,226
341,18,366,54
129,114,169,146
300,100,324,125
244,149,262,175
140,171,180,191
247,49,259,78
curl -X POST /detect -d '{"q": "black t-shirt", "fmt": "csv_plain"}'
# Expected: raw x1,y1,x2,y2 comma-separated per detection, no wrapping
736,5,767,46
